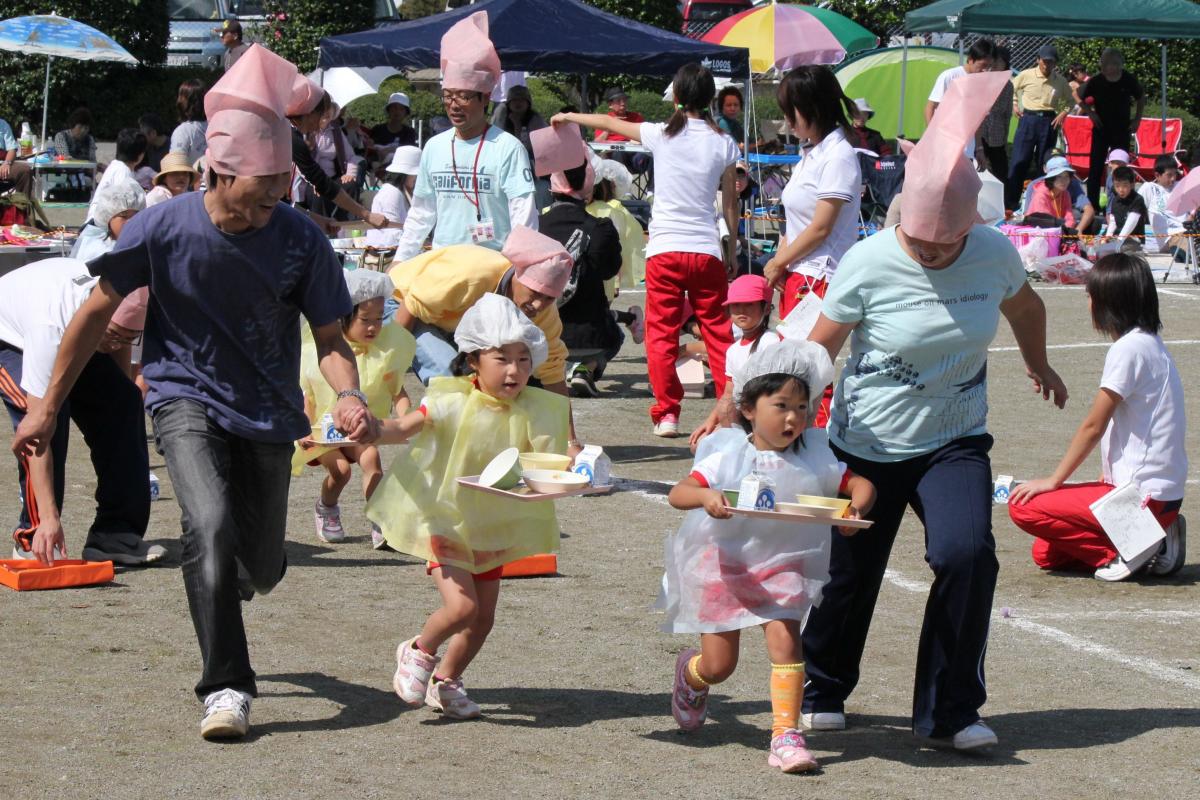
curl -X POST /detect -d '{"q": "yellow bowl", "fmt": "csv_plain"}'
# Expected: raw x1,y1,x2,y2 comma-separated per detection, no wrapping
519,452,572,472
521,469,590,495
791,495,852,518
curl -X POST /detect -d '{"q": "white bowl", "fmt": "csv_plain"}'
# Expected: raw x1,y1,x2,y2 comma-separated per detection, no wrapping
521,469,590,495
479,447,522,489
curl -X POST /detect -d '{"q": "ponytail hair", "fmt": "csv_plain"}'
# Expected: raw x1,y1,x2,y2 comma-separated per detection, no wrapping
776,65,855,139
665,63,720,138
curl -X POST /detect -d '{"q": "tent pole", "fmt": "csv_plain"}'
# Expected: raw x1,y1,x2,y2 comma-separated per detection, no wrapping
1160,41,1168,153
898,35,908,139
580,73,589,113
40,56,51,151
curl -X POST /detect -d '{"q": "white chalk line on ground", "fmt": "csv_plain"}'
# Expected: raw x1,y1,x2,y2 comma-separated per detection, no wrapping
990,339,1200,353
1159,288,1199,299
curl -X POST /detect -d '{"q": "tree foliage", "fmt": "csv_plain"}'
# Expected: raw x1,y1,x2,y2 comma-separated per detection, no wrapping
584,0,680,32
821,0,926,39
1054,38,1200,124
261,0,375,74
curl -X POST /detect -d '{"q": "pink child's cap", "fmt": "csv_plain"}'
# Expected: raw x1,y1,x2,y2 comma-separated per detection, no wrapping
723,274,772,305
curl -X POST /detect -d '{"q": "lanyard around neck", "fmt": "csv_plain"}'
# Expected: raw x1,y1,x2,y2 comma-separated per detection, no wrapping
451,125,488,221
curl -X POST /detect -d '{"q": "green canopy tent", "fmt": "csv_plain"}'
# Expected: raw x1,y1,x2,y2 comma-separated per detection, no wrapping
904,0,1200,147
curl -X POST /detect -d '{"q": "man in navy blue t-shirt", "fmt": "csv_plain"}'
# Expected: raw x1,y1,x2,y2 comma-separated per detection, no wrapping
11,45,380,741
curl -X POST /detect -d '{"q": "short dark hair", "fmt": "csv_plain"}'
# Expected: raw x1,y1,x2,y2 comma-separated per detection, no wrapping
553,162,588,197
1086,253,1162,339
1068,63,1086,76
966,39,997,63
994,45,1012,70
177,79,207,122
776,65,854,139
115,128,148,162
716,86,743,111
1111,165,1137,185
1153,155,1178,174
66,107,92,128
737,373,809,449
138,112,165,136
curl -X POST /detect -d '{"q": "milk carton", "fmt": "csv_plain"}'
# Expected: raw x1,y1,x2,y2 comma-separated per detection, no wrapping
736,471,777,511
321,412,347,443
992,474,1015,504
149,472,160,501
571,445,611,486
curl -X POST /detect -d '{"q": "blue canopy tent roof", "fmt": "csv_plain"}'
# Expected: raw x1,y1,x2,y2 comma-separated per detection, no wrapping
318,0,749,78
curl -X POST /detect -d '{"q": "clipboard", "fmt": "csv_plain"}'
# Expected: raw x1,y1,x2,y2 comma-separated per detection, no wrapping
1089,482,1165,562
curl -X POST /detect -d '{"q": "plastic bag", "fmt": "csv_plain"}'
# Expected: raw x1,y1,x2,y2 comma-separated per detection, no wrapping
1036,253,1093,285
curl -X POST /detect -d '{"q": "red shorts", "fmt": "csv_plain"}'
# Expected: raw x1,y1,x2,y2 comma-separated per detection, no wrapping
426,562,504,581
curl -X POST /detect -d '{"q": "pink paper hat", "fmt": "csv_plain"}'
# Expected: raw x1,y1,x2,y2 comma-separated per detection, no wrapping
899,71,1010,243
549,158,595,201
1167,166,1200,216
111,287,149,332
204,44,298,177
531,124,587,177
503,225,574,298
440,11,501,93
286,74,325,117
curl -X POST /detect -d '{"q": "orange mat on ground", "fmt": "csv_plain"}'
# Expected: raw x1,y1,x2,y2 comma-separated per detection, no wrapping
500,553,558,578
0,559,114,591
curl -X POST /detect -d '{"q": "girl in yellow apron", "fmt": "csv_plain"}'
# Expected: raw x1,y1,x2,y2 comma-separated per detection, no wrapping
367,292,569,720
294,269,415,548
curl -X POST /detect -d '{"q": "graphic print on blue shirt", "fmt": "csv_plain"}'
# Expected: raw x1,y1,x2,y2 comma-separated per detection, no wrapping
87,192,351,442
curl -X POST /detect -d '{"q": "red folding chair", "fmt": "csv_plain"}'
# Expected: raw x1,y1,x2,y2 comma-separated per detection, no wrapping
1133,118,1184,180
1061,115,1093,179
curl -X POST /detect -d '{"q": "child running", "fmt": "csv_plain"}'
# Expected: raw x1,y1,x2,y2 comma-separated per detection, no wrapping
661,339,876,773
296,269,415,548
367,292,570,719
1009,253,1187,580
689,274,783,448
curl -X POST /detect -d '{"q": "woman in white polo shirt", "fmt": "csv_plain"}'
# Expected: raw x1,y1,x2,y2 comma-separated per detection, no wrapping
763,66,862,426
553,63,740,437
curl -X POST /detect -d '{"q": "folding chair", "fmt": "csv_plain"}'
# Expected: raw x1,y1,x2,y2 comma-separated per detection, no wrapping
1061,116,1093,180
858,152,906,229
1132,118,1185,181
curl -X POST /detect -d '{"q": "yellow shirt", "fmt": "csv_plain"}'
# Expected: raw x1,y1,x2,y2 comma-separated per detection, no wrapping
587,199,646,299
1012,67,1072,113
388,244,568,386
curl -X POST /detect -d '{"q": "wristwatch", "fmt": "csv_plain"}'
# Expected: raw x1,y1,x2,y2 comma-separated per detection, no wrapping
337,389,368,407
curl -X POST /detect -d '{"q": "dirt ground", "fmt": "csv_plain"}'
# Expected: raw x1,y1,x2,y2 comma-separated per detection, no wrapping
2,282,1198,800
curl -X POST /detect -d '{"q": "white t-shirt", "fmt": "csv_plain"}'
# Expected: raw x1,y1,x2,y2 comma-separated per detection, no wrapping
724,330,784,379
928,66,976,159
780,127,862,279
1137,181,1187,252
640,119,740,260
87,159,134,223
0,258,97,397
1099,329,1187,500
372,182,410,226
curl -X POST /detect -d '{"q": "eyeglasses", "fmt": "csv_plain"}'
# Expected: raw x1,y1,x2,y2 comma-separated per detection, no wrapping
441,91,481,106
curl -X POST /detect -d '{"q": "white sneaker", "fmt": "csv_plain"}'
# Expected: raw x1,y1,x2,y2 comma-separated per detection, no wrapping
12,544,65,561
1148,515,1186,576
1094,545,1157,581
425,677,481,720
314,500,346,543
951,720,998,750
200,688,252,740
800,711,846,731
370,523,391,551
653,413,680,438
393,637,439,707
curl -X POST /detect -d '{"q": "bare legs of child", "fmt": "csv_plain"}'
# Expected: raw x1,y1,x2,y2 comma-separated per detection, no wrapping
393,564,501,720
312,445,385,546
671,620,818,773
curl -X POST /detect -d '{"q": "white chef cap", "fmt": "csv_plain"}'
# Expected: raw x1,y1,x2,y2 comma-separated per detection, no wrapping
93,177,146,234
594,158,634,200
455,292,548,369
343,269,394,306
734,338,834,425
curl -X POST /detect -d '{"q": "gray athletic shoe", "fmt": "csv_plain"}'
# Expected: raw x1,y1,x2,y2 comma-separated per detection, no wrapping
1148,515,1186,576
82,532,167,565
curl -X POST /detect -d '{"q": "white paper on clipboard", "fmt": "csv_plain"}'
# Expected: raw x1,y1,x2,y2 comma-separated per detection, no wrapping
1089,481,1165,562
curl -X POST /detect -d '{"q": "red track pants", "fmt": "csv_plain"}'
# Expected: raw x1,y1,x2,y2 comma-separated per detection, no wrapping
645,251,732,423
1008,481,1181,570
779,271,833,428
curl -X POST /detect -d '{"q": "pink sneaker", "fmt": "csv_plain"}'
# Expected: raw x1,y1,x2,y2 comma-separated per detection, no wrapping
628,305,645,345
768,729,818,773
425,677,481,720
670,647,708,731
393,637,439,707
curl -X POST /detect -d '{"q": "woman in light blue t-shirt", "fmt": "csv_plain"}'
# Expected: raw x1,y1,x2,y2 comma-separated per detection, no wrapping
797,68,1070,753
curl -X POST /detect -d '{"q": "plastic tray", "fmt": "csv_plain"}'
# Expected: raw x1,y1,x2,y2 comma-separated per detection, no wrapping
722,505,873,529
457,476,613,502
0,559,114,591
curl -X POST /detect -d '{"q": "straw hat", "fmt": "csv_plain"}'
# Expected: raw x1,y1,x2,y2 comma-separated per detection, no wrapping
154,152,200,186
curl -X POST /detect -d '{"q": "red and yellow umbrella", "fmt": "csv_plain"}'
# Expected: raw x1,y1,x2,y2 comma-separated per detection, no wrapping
701,3,877,74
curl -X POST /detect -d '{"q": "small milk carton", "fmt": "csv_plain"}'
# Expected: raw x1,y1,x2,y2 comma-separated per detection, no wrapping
571,445,611,486
992,474,1015,505
148,472,160,501
321,412,347,444
736,471,777,511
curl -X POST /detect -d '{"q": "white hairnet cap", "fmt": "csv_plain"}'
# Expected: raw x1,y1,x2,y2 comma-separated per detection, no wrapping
594,158,634,200
734,338,834,425
93,177,146,233
344,269,394,306
455,292,548,369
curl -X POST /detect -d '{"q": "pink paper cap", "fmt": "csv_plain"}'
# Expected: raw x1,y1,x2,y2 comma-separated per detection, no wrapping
1166,166,1200,216
900,71,1010,243
503,225,574,298
550,159,595,201
440,11,501,93
111,287,149,332
286,74,325,117
206,108,293,177
204,44,297,120
531,124,587,177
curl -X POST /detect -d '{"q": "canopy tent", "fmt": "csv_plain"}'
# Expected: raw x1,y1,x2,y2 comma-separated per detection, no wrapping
318,0,749,78
904,0,1200,146
834,47,960,143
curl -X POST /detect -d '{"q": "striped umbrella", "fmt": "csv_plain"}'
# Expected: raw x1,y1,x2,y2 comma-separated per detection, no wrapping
701,2,877,74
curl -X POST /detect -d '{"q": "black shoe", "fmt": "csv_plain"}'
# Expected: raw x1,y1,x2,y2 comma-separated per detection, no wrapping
569,368,599,398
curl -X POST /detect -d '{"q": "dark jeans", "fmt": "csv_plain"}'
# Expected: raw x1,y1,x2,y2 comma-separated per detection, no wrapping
0,341,148,548
983,143,1008,192
1006,114,1058,210
152,398,292,699
802,434,998,738
1087,125,1132,209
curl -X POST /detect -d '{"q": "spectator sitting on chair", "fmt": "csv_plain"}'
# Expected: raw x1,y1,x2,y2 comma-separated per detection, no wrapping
0,116,33,203
1006,44,1071,210
1080,48,1144,209
596,86,650,175
1138,154,1193,261
53,107,96,162
1103,148,1133,206
138,112,170,173
1100,166,1148,251
372,145,420,228
847,98,891,156
1024,156,1097,234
